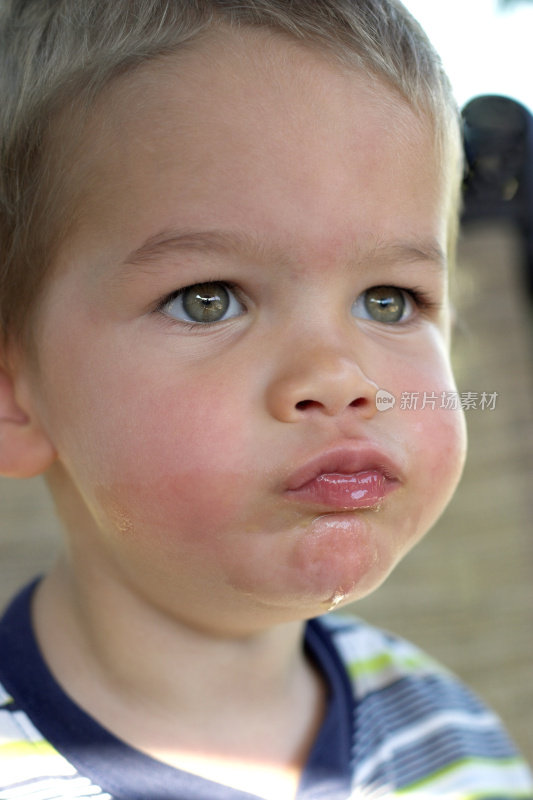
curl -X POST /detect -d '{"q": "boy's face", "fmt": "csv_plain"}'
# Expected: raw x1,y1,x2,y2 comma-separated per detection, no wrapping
26,29,466,635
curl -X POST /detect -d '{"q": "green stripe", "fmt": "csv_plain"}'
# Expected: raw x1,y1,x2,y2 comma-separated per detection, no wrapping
466,794,533,800
347,650,440,681
465,794,533,800
0,739,59,759
396,755,530,797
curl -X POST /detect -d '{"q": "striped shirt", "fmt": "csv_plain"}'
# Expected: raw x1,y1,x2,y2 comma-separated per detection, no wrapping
0,581,532,799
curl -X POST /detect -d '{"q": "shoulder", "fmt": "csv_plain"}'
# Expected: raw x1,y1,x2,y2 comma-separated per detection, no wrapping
0,585,112,798
311,614,533,798
0,678,115,799
313,613,447,684
0,681,73,786
312,613,488,725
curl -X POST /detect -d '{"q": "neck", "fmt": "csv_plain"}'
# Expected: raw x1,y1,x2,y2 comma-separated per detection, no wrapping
32,556,326,794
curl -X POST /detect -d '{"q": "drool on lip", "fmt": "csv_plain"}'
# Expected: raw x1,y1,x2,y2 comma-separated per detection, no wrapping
286,469,396,509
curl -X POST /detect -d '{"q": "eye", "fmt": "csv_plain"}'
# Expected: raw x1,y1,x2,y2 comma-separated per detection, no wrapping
351,286,414,324
161,282,244,324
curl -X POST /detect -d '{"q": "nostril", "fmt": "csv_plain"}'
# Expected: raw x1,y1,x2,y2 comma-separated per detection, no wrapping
296,397,369,412
295,399,321,411
349,397,368,408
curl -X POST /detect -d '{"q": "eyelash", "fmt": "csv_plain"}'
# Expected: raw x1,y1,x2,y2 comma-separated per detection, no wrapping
399,286,439,314
154,281,243,326
154,282,439,327
357,285,439,327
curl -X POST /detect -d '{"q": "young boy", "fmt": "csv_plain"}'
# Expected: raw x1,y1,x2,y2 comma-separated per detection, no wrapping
0,0,531,798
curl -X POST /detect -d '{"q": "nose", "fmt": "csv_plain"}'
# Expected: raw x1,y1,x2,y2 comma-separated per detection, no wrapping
266,344,379,423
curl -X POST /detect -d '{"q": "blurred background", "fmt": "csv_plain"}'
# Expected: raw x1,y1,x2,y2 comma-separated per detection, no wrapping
362,0,533,762
1,0,532,765
404,0,533,113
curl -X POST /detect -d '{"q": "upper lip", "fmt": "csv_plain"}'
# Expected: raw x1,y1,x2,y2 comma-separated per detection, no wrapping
284,444,402,492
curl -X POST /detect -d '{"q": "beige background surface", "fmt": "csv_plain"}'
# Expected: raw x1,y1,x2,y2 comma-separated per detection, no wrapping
1,221,532,762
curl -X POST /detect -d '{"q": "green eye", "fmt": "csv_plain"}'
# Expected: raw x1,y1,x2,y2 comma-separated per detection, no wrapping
183,283,229,323
352,286,413,324
162,282,244,324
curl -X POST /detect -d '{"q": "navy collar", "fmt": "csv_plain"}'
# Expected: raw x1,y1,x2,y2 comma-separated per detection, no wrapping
0,580,355,800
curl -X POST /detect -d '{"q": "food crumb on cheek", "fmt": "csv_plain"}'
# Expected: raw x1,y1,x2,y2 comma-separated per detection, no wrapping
93,486,137,537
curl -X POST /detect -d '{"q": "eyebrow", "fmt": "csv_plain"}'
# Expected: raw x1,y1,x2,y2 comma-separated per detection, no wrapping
122,229,275,267
121,228,447,273
369,239,447,272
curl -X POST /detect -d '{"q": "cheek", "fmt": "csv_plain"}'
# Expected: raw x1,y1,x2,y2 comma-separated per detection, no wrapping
45,350,256,541
393,398,467,538
406,404,467,481
91,380,257,541
382,345,468,524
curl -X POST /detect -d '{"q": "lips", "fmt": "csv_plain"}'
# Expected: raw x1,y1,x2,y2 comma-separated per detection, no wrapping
284,447,401,510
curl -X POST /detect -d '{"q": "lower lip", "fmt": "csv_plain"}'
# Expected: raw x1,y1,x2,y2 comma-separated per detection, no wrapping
286,470,396,510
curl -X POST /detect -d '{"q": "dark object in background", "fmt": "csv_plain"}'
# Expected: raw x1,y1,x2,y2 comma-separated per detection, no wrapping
462,94,533,300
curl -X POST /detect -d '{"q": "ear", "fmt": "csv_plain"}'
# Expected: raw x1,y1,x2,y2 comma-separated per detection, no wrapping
0,366,57,478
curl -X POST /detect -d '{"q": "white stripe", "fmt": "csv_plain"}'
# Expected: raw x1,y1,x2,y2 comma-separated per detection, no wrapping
334,626,443,692
1,776,112,799
12,710,50,744
405,759,533,794
349,790,462,800
0,749,77,786
349,764,533,800
335,625,408,665
0,710,30,746
0,681,13,705
355,709,501,786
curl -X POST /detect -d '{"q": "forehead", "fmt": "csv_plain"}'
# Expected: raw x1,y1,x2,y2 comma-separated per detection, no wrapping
52,26,450,275
87,26,431,166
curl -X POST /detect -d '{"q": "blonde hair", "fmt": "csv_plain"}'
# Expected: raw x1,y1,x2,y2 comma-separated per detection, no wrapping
0,0,460,351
